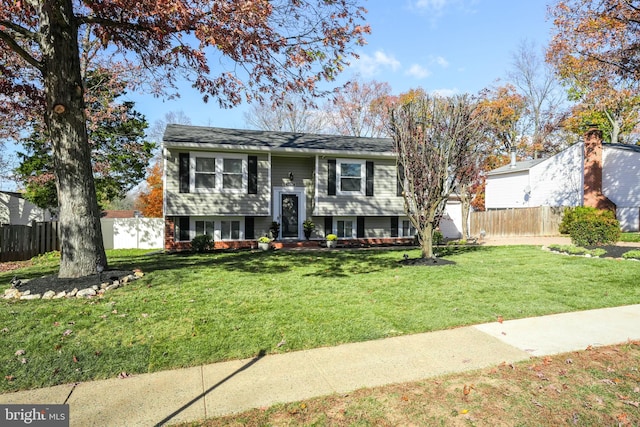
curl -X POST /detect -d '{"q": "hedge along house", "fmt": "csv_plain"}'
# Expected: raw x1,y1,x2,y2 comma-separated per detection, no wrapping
162,125,466,250
484,128,640,231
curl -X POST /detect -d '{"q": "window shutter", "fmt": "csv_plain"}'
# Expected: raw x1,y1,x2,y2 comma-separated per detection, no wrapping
397,163,405,196
366,161,374,196
357,216,365,238
248,156,258,194
390,216,399,238
179,153,190,193
178,216,190,241
324,216,333,236
245,216,255,239
327,159,336,195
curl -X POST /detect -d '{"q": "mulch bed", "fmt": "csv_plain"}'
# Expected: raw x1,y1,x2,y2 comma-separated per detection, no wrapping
399,257,456,266
10,270,134,296
585,245,640,258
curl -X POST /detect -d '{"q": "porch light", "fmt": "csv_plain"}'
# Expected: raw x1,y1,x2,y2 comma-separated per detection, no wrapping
289,172,294,181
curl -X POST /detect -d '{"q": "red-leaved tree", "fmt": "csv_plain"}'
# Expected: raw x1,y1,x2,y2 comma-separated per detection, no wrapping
0,0,369,277
390,93,487,259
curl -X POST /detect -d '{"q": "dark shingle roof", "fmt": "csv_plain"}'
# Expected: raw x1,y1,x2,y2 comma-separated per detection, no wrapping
163,124,394,155
487,158,546,175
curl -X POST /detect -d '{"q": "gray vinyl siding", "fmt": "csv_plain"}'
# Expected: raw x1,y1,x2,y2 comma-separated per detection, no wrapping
315,157,405,216
164,149,270,216
365,217,393,238
271,156,316,218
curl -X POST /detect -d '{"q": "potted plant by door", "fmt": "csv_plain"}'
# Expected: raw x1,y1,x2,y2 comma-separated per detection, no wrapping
257,236,271,251
303,219,315,240
268,221,280,240
326,233,338,248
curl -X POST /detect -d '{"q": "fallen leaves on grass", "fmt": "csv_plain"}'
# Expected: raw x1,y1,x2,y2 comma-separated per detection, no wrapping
187,342,640,427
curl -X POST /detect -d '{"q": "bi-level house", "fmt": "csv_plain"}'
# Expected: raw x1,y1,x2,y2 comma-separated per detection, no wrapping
162,125,464,250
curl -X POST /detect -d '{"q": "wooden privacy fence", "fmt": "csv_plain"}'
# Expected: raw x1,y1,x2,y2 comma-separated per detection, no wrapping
470,206,564,238
0,221,59,262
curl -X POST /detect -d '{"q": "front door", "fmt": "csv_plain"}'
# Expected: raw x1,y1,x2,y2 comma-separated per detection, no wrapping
281,194,299,238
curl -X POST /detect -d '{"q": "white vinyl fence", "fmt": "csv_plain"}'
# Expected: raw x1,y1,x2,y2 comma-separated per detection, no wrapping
101,218,164,250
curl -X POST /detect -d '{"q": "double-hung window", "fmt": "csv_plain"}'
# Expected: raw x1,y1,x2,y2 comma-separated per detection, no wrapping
337,160,365,195
191,154,246,193
401,219,416,237
220,220,241,240
194,157,216,190
222,158,243,190
335,217,356,239
195,220,215,239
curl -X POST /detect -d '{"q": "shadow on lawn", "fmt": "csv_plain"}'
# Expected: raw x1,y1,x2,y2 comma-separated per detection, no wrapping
109,245,490,279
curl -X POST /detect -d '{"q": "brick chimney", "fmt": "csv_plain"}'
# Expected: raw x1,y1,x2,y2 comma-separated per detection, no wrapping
583,128,616,212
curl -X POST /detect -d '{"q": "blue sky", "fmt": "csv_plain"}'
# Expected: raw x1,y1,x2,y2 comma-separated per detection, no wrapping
126,0,555,130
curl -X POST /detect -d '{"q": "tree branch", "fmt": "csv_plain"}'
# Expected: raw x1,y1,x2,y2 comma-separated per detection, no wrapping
0,25,43,71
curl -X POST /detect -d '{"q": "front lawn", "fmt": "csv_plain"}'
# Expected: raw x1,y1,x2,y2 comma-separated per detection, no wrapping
1,246,639,393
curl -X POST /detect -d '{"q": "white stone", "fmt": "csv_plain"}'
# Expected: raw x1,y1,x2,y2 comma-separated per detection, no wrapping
76,288,96,298
53,291,66,299
4,289,20,299
42,291,56,299
20,294,41,300
105,283,120,291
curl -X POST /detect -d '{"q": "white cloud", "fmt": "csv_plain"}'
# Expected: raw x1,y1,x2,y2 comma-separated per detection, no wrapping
413,0,477,24
415,0,449,11
434,56,449,68
406,64,431,79
353,50,401,76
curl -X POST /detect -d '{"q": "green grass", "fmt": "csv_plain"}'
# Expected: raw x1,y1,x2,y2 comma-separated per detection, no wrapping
620,232,640,243
547,244,607,257
1,246,639,393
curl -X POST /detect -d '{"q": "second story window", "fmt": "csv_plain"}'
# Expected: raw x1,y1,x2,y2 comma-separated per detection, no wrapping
195,157,216,190
222,158,243,190
337,160,365,195
190,154,247,193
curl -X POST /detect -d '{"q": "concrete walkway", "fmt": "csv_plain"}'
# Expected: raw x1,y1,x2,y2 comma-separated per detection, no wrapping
1,304,640,426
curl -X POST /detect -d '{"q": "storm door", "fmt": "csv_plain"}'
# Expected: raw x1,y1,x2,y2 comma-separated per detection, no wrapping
280,194,299,238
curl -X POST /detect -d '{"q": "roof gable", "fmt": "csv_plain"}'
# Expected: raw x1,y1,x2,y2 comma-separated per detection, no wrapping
487,158,546,176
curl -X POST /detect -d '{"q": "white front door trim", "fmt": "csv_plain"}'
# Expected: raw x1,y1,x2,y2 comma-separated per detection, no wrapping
273,186,306,240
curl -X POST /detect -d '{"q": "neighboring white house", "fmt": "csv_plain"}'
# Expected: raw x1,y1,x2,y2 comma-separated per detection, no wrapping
0,191,52,225
485,130,640,232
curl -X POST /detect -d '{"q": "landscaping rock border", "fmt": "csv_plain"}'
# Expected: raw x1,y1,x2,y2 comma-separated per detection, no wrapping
3,270,144,301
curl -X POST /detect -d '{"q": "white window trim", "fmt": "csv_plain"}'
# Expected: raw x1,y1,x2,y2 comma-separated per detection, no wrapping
218,217,244,241
189,153,248,194
336,159,366,196
189,217,245,241
191,153,217,193
333,216,357,239
400,218,417,237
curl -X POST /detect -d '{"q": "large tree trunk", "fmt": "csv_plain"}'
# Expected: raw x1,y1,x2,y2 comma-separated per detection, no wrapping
419,223,434,259
41,0,107,278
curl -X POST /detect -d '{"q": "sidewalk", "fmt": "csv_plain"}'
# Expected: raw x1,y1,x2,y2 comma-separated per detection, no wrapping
1,304,640,426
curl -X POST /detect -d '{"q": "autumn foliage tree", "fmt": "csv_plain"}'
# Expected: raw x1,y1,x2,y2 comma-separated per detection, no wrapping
326,77,393,137
0,0,369,278
135,161,163,218
390,93,486,259
547,0,640,143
